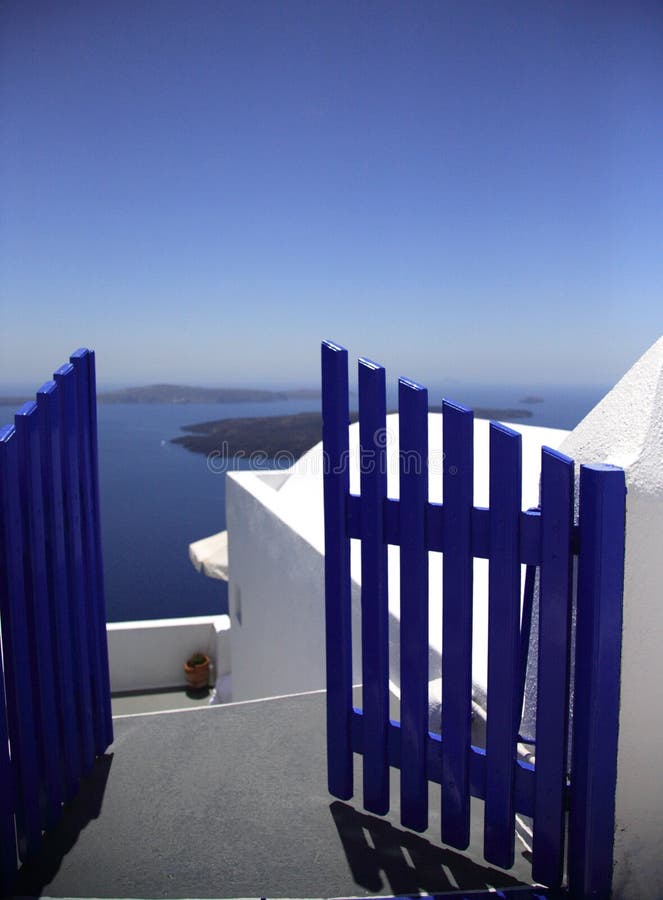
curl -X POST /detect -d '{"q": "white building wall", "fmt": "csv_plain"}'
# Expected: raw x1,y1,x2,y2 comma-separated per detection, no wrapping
226,470,363,701
559,335,663,900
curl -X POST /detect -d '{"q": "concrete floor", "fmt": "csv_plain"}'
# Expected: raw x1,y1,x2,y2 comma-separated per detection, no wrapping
10,690,537,900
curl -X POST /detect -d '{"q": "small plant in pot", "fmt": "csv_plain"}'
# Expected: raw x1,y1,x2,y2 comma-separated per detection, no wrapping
184,652,210,690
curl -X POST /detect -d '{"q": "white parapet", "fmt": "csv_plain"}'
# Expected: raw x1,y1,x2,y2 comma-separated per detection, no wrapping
559,335,663,899
107,614,231,693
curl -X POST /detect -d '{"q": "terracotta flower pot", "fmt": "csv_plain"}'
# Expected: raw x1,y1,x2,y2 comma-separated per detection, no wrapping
184,654,210,689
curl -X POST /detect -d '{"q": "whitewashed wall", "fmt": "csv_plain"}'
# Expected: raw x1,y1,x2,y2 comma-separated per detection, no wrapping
559,335,663,900
225,471,363,701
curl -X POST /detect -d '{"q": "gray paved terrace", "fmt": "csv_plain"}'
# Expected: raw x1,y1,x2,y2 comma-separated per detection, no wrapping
12,690,536,899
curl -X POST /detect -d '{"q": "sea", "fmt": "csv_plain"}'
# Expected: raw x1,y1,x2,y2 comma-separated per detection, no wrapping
0,381,608,623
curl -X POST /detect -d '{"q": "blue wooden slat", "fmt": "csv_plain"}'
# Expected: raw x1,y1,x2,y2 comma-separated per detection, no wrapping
425,502,443,552
14,403,64,831
568,464,625,899
0,627,18,892
532,448,574,887
358,358,390,815
471,508,490,558
441,400,474,849
0,425,43,860
85,349,114,747
520,509,542,566
321,340,353,800
484,422,522,869
398,377,429,832
37,381,82,802
54,364,95,774
70,349,107,756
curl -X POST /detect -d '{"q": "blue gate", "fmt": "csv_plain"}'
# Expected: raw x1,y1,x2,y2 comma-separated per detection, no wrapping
0,348,113,894
322,340,625,897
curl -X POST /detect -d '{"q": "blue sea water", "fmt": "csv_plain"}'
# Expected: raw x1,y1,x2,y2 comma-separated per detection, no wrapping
0,381,609,623
96,398,321,622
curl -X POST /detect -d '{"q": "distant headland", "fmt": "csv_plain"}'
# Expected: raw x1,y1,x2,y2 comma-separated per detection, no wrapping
173,406,533,460
172,412,340,459
0,384,321,408
0,384,320,406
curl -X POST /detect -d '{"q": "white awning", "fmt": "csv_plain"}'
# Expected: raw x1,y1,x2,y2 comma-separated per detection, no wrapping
189,530,228,582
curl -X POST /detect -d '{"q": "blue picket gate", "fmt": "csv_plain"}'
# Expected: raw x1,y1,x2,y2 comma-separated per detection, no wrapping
322,340,625,898
0,348,113,894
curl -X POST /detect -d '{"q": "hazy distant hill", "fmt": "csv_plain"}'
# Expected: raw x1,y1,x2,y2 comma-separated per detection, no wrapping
172,411,333,459
173,406,532,459
97,384,320,404
0,395,31,407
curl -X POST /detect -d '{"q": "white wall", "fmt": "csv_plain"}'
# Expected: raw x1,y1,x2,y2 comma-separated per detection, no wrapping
107,614,230,693
559,335,663,900
226,471,363,701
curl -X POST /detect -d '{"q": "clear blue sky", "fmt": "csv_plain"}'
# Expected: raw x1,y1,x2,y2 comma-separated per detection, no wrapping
1,1,661,390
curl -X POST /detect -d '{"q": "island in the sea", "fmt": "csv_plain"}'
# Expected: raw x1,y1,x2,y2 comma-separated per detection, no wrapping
172,412,345,459
173,406,533,460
